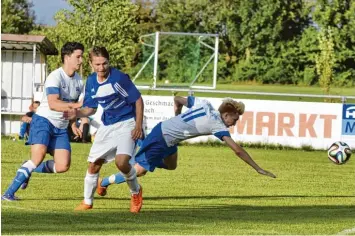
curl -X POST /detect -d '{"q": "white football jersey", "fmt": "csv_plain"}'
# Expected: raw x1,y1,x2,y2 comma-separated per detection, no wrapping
161,97,230,147
36,67,83,129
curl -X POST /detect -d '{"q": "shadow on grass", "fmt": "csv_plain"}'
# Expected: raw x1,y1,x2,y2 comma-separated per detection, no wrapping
2,203,355,235
18,194,355,201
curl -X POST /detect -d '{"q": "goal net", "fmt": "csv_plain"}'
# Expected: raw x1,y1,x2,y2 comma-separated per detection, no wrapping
132,32,219,90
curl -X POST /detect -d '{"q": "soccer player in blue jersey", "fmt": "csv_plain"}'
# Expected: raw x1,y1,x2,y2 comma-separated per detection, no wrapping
69,46,144,213
96,96,276,197
2,42,85,201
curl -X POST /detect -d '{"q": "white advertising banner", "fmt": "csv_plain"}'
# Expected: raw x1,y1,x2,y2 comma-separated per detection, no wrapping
20,93,354,150
142,95,354,150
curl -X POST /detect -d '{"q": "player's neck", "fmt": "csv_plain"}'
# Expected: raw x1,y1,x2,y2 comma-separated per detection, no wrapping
62,65,76,78
97,71,110,82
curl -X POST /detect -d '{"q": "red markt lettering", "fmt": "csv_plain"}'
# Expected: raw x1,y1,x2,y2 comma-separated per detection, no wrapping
320,114,337,138
277,113,295,137
256,112,275,136
299,114,317,137
233,112,337,138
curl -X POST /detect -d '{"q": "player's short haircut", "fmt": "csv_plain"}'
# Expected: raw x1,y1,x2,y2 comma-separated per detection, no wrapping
33,101,40,105
61,42,84,63
218,98,245,115
89,46,110,61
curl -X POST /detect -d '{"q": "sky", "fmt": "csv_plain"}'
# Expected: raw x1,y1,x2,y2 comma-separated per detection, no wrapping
31,0,72,26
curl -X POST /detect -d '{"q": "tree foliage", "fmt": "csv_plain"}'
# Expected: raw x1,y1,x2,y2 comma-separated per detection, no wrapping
18,0,354,87
32,0,138,77
316,27,335,94
1,0,36,34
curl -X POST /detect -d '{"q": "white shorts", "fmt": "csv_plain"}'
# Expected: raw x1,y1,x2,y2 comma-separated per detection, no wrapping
88,118,136,163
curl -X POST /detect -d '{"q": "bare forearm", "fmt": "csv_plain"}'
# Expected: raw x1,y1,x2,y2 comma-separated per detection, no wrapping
76,107,96,118
174,96,187,116
49,100,79,112
223,136,261,171
135,97,144,128
235,149,261,171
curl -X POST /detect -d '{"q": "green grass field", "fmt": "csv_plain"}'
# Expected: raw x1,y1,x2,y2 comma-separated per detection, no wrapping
2,139,355,235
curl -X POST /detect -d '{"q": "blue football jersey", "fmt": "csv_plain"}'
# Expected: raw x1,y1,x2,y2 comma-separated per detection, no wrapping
83,68,141,126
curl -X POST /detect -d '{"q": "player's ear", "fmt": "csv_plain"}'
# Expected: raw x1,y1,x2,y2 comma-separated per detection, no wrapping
89,61,94,72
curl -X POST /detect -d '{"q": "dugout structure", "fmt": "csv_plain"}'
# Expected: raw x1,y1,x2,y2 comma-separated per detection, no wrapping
132,32,219,90
1,34,58,135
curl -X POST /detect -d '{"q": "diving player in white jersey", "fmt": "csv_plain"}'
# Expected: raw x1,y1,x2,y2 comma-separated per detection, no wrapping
2,42,85,201
68,46,144,213
96,96,276,198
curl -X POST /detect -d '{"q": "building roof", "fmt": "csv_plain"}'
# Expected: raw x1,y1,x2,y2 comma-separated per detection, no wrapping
1,34,58,55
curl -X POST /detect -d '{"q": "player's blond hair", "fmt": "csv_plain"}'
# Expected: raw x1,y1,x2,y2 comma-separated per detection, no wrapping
218,98,245,115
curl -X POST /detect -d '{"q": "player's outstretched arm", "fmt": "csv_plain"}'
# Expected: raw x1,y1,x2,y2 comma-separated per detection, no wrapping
174,96,187,116
222,136,276,178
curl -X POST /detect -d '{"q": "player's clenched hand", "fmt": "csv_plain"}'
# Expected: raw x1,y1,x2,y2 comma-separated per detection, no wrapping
63,108,77,120
257,169,276,178
131,126,143,140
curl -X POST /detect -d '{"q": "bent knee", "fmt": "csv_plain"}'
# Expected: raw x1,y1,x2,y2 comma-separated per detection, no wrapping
137,170,147,177
166,163,177,170
54,163,70,173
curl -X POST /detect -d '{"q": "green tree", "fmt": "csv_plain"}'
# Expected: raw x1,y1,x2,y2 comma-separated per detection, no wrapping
155,0,312,84
1,0,36,34
316,27,335,95
33,0,138,77
313,0,355,86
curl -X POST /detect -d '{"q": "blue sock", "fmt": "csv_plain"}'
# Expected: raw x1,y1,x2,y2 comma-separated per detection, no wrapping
5,167,31,196
33,160,56,173
101,173,126,187
19,123,28,138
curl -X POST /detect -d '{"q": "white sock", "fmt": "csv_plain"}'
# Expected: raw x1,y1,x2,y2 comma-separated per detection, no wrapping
121,167,140,195
22,160,36,172
84,171,99,205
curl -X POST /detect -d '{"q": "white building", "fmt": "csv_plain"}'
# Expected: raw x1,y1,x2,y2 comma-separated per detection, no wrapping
1,34,58,135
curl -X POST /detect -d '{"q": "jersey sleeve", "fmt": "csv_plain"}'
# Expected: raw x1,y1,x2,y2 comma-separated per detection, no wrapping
117,74,141,104
187,96,211,108
83,79,98,109
45,73,61,95
78,84,85,102
211,122,231,141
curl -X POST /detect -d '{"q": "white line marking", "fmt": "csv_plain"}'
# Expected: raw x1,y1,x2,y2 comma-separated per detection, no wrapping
336,226,355,235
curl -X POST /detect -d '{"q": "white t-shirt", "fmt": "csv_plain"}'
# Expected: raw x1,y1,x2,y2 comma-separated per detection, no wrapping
36,67,84,129
161,96,231,147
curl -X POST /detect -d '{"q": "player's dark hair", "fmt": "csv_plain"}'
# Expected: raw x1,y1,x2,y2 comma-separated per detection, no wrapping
61,42,84,63
89,46,110,61
33,101,40,105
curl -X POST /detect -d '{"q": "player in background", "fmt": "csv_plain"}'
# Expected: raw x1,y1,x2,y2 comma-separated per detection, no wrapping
2,42,85,201
96,96,276,196
67,46,144,213
18,101,41,140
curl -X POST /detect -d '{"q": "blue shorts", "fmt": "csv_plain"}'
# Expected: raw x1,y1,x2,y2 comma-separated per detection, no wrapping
26,114,71,153
135,122,177,172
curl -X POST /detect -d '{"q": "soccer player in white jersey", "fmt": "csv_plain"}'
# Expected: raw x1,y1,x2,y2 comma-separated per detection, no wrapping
2,42,85,201
96,96,276,197
68,46,144,213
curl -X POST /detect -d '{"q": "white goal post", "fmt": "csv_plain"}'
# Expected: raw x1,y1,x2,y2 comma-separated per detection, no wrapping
133,31,219,90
